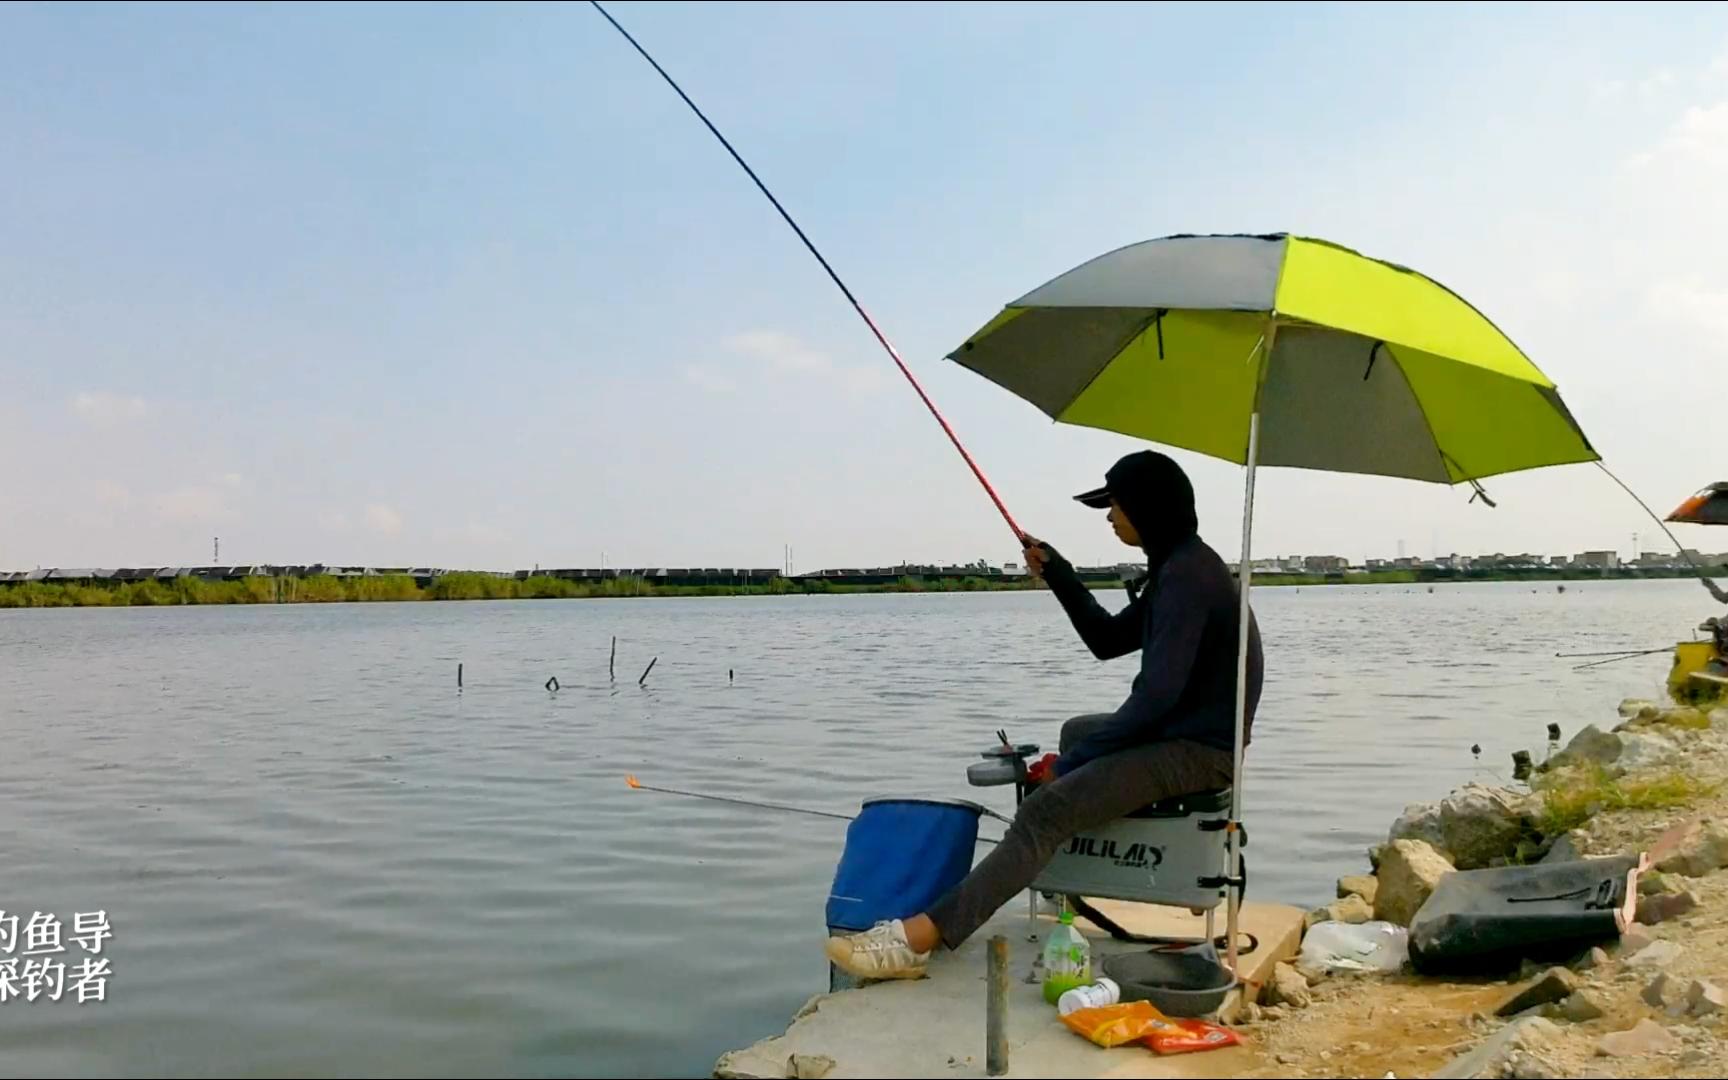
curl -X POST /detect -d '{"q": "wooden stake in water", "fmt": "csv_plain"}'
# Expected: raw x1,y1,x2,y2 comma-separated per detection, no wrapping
610,636,617,681
639,658,657,686
457,663,463,691
986,936,1009,1077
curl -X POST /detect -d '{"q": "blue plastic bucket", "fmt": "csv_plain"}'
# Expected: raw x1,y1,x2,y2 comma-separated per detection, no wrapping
825,797,984,932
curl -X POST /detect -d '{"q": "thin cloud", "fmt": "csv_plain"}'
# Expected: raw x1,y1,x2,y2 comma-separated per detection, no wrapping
153,486,226,523
683,364,737,394
1645,279,1728,340
94,482,134,508
1625,99,1728,174
725,329,831,373
364,503,404,536
723,329,887,393
70,392,149,426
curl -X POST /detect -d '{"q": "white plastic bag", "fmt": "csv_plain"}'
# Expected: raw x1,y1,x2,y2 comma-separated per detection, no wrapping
1298,920,1409,973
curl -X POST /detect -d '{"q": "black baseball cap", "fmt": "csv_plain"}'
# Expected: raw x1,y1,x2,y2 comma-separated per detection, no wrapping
1073,450,1191,510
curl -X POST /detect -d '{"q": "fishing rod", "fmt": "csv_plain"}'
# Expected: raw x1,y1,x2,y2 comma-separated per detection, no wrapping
1597,461,1718,593
625,775,1010,837
1572,648,1673,672
590,1,1026,544
1555,647,1669,658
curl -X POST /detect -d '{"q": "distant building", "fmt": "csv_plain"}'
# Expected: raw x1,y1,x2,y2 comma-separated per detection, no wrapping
1303,555,1349,573
1573,551,1621,569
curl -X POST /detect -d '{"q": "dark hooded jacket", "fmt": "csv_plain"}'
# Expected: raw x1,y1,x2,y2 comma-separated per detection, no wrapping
1041,452,1264,777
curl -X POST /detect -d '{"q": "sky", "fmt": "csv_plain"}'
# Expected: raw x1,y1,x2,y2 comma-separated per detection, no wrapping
4,1,1728,573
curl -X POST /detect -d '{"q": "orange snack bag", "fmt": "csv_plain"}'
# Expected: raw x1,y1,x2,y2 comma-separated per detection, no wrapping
1142,1017,1243,1055
1059,1001,1168,1048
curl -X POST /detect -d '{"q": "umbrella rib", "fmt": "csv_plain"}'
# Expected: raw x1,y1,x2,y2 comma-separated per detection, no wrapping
1378,341,1461,486
1052,310,1163,423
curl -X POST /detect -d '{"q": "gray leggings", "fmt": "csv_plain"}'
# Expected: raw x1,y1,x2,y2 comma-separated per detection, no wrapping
925,716,1233,951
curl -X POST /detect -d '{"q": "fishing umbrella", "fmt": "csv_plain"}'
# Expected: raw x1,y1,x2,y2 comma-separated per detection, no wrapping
947,232,1600,969
1668,483,1728,526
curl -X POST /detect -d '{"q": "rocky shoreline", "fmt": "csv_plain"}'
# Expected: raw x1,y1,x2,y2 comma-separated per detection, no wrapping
1238,697,1728,1079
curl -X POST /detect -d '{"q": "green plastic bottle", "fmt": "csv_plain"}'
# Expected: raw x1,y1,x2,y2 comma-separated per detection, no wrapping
1041,908,1092,1006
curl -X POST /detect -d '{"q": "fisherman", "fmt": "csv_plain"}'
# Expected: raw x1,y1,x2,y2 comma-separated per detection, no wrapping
825,449,1264,980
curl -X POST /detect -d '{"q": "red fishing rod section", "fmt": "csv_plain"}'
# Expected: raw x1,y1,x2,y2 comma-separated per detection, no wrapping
590,1,1026,544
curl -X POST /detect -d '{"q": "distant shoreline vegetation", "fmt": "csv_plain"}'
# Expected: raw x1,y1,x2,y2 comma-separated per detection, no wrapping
0,566,1712,609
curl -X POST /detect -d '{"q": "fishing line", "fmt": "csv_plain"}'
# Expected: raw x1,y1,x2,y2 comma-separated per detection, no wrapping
625,776,1009,842
590,1,1025,542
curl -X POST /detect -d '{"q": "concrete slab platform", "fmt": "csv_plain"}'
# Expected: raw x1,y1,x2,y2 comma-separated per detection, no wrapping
713,900,1304,1079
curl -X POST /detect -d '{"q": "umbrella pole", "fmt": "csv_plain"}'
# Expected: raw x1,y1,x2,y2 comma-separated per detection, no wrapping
1227,327,1273,976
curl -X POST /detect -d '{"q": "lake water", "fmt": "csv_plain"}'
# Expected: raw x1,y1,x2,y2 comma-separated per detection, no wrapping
0,580,1713,1077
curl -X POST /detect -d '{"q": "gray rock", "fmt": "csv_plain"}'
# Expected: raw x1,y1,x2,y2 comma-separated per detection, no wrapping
1554,724,1624,768
1597,1018,1680,1057
1337,874,1379,903
1432,1017,1562,1080
1644,972,1676,1009
1333,893,1374,924
1498,968,1583,1017
1638,888,1701,925
1275,1052,1298,1065
1439,783,1528,870
1390,800,1446,851
1630,940,1685,970
1619,730,1680,771
1621,925,1657,956
1268,962,1311,1009
787,1054,836,1080
1573,947,1610,972
1620,698,1662,720
1306,893,1374,929
1540,830,1591,865
1711,707,1728,732
1507,1051,1561,1080
1688,979,1727,1016
1681,1048,1711,1067
1655,820,1728,877
1374,838,1456,926
1562,990,1608,1023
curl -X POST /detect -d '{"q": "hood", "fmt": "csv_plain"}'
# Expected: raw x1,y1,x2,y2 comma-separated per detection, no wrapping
1084,450,1198,570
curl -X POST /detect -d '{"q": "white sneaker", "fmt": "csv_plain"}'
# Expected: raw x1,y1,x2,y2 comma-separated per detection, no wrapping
825,920,931,981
